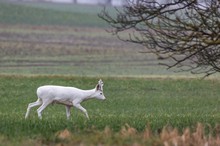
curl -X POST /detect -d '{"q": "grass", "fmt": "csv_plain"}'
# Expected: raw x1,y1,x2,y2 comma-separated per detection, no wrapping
0,75,220,145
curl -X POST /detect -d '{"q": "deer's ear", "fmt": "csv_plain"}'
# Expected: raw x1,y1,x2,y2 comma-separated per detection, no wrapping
98,79,103,85
96,84,100,91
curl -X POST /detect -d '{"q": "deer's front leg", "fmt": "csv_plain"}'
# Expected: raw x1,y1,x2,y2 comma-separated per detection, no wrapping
65,106,71,120
72,101,89,119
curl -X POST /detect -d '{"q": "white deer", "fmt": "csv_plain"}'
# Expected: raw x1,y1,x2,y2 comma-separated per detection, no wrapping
25,79,105,120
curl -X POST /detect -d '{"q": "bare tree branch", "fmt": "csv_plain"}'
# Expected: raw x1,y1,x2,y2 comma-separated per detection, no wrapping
99,0,220,77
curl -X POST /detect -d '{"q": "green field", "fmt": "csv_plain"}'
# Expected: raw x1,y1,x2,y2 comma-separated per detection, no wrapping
0,1,220,146
0,1,108,27
0,75,220,145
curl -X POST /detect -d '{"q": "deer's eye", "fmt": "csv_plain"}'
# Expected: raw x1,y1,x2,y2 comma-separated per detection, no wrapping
100,93,103,95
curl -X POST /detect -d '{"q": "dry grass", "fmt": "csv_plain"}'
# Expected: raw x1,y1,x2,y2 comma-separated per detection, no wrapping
19,123,219,146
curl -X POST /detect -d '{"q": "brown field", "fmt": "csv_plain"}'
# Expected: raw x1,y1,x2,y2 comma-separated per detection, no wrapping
0,24,184,77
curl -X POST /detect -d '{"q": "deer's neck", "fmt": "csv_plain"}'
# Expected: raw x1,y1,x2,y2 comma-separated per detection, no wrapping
81,88,96,101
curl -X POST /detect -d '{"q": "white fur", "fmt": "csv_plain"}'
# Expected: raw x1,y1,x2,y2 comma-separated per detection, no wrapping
25,79,105,120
